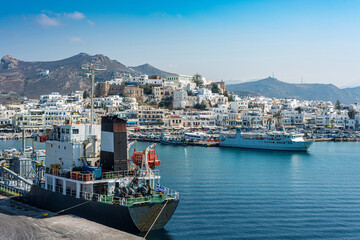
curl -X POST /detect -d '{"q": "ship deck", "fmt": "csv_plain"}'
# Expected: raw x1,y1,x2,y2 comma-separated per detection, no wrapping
90,189,176,207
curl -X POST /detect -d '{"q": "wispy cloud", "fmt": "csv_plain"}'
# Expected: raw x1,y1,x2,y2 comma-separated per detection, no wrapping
69,37,84,43
37,14,61,27
65,11,86,20
87,20,95,26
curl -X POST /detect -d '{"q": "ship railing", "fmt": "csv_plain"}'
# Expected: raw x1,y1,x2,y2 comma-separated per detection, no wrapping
160,186,180,199
0,183,26,196
79,190,178,206
66,187,77,197
45,169,160,182
55,185,63,193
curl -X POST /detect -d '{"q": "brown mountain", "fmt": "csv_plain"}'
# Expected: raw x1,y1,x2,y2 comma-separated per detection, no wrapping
0,53,174,104
129,63,176,78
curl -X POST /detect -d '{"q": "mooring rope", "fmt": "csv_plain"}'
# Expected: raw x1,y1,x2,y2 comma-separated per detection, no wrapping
143,199,169,240
56,200,92,214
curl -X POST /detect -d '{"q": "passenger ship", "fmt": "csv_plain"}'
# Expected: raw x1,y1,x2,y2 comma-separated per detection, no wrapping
23,116,179,233
219,128,313,151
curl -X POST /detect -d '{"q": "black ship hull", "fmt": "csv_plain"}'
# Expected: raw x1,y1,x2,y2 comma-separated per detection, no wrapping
23,186,179,233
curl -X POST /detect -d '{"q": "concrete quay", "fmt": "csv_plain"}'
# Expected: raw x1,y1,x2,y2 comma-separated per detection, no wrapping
0,195,141,240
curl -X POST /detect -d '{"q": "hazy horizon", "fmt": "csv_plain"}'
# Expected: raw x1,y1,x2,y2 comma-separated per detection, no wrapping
1,0,360,87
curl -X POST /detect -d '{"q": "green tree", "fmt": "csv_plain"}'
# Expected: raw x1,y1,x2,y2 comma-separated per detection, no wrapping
194,103,207,110
306,119,311,129
156,118,163,127
158,98,172,109
295,107,303,113
83,90,90,99
330,118,335,128
250,118,255,127
187,91,196,96
335,99,341,112
192,74,203,87
274,112,282,127
348,109,357,119
211,84,220,93
267,118,273,130
141,84,152,95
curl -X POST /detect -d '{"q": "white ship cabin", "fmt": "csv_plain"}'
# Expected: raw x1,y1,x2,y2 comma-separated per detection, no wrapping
184,132,207,141
42,123,162,201
46,124,102,170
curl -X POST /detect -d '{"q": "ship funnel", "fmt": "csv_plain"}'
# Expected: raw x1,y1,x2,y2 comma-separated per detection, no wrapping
100,116,128,171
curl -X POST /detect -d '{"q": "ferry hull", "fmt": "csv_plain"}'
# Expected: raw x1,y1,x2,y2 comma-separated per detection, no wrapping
220,139,313,151
22,185,179,233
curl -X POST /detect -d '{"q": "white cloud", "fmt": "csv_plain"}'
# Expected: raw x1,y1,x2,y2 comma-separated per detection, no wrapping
69,37,84,43
37,14,60,27
65,11,86,20
87,20,95,26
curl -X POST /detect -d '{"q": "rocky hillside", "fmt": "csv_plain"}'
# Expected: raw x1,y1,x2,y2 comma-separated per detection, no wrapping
227,77,360,104
0,53,175,104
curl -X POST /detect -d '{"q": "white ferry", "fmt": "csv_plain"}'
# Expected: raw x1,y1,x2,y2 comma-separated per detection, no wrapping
219,128,313,151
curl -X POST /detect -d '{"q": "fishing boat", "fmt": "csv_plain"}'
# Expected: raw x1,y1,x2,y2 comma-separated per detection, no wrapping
160,134,187,146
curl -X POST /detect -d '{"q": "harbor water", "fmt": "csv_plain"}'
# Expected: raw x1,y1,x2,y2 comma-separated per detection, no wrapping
2,140,360,239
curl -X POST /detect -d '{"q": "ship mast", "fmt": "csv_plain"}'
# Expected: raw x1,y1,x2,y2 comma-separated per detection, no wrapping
81,62,106,135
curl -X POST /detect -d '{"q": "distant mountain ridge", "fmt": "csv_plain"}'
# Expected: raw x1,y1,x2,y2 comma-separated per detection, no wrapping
129,63,176,78
0,53,176,104
227,77,360,104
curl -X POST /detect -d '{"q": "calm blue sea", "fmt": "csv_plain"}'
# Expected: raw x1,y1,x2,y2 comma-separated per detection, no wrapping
2,140,360,239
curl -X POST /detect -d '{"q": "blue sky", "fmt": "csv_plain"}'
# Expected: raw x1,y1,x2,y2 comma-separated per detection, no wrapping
1,0,360,87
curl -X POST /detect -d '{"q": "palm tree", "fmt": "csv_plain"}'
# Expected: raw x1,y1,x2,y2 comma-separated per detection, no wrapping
267,118,273,130
250,118,255,128
274,112,282,129
330,118,335,128
156,118,163,127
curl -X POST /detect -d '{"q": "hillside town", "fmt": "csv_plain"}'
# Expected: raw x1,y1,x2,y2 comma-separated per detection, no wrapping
1,73,360,141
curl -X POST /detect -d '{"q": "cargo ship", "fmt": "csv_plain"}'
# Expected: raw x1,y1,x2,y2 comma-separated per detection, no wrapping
219,128,313,151
22,116,179,233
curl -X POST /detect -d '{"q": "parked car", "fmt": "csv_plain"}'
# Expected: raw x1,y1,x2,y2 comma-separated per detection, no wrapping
5,147,17,153
24,146,33,152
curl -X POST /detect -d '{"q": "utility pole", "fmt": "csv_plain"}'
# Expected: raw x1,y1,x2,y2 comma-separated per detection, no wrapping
81,62,106,135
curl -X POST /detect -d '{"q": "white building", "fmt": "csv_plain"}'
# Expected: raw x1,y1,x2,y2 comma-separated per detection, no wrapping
173,91,188,109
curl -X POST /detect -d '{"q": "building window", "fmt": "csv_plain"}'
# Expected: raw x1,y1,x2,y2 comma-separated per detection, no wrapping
72,129,79,134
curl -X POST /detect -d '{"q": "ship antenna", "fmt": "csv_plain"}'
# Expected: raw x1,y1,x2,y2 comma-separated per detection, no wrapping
81,61,106,135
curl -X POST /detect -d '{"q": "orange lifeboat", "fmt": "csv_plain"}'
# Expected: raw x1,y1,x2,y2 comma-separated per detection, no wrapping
131,149,161,169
